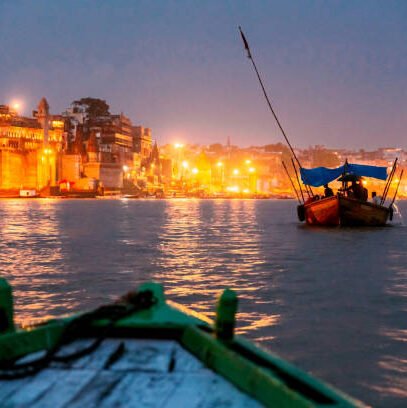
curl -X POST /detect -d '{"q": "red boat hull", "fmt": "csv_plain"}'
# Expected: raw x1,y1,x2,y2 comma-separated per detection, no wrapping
302,196,390,226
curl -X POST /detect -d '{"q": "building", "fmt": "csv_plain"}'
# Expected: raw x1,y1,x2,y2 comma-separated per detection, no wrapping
0,100,64,194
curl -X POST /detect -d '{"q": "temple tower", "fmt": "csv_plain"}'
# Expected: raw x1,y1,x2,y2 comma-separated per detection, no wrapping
37,97,50,146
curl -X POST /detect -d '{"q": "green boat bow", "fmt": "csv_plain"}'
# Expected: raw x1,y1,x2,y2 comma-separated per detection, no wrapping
0,279,364,407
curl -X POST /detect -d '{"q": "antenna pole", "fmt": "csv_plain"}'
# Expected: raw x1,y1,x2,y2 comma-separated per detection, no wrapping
239,27,302,169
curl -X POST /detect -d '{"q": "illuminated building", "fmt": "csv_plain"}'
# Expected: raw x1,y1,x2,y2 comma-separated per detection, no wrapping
0,100,64,194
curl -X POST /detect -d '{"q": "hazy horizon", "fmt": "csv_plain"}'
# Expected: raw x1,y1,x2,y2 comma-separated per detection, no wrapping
1,1,406,150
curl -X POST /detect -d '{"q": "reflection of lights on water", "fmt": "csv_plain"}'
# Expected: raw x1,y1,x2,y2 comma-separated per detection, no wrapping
0,200,75,325
153,199,273,334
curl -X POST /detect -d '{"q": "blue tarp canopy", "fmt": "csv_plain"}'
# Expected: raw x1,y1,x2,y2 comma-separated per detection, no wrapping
300,163,388,187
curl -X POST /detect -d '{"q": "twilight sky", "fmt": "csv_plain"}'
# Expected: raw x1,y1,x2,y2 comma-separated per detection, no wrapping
0,1,406,149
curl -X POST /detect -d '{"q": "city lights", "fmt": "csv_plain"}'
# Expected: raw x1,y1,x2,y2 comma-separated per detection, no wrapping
182,161,189,169
233,169,239,175
11,100,22,113
191,168,199,174
123,165,129,172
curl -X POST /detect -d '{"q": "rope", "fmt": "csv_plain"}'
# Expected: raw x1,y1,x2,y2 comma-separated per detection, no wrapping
0,289,156,380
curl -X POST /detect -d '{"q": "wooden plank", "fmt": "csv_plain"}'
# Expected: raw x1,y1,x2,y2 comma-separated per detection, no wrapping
3,368,66,406
67,370,123,408
69,339,125,370
161,372,262,408
100,373,181,408
108,339,174,373
30,369,96,408
171,343,206,372
0,377,31,403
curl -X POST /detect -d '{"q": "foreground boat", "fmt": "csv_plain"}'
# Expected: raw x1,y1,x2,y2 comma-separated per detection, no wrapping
0,279,364,407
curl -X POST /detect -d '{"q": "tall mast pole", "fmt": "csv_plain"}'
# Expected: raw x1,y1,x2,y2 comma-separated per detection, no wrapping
239,27,302,169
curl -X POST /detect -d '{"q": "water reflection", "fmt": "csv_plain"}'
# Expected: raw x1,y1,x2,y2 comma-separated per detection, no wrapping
0,198,405,406
153,199,280,333
0,199,79,324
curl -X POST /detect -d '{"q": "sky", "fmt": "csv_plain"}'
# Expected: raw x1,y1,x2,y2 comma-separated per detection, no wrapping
0,0,406,149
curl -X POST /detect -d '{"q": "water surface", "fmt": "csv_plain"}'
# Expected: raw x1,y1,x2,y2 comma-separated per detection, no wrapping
0,198,406,407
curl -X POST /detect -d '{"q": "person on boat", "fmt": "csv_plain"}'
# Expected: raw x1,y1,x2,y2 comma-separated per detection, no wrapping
347,180,366,200
323,184,334,197
371,191,381,205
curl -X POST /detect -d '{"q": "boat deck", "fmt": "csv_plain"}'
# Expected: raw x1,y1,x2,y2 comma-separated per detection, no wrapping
0,338,261,407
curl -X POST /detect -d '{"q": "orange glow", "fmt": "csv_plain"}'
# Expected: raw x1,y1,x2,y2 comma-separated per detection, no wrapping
217,162,223,167
248,167,256,173
11,100,22,112
245,159,251,164
52,120,64,129
233,169,239,175
174,143,184,149
191,168,199,174
182,160,189,169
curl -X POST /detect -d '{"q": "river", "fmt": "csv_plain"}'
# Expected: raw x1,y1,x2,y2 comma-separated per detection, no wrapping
0,198,406,407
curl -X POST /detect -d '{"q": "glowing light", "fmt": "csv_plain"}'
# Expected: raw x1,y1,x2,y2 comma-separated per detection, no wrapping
11,100,22,112
122,165,129,172
243,189,250,194
233,169,239,175
217,162,223,167
182,161,189,169
248,167,256,173
52,120,64,129
192,168,199,174
174,143,184,149
43,148,52,155
245,159,251,164
393,179,399,184
226,186,240,193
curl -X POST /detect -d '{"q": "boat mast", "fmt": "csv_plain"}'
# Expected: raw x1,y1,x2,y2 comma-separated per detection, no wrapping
282,160,302,203
380,158,398,205
239,27,302,169
389,169,403,208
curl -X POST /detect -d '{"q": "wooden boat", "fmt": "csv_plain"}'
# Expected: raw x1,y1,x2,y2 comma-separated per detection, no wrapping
238,29,402,229
0,279,364,407
299,195,391,227
296,162,397,227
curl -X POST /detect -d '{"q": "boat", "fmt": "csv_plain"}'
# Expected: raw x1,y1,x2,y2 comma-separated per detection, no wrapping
238,29,403,227
297,162,393,226
19,189,38,198
0,278,364,407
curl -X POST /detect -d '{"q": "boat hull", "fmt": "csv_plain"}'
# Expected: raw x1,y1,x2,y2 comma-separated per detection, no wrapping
303,195,390,226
